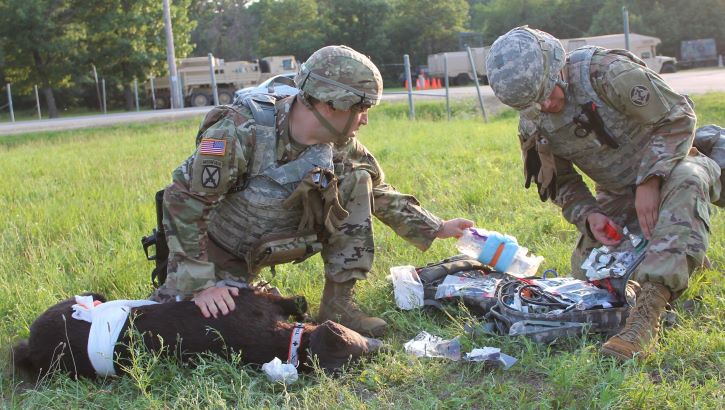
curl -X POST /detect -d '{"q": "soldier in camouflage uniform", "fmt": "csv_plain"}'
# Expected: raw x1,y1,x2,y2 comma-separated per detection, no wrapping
151,45,472,337
485,27,721,360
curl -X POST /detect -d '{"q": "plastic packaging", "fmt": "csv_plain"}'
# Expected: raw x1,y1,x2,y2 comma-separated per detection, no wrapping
403,331,461,361
463,347,517,369
582,226,648,281
434,273,500,302
456,228,543,278
390,265,424,310
261,357,298,384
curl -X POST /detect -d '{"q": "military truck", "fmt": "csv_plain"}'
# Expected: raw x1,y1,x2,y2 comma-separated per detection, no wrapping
561,33,677,73
427,47,490,86
150,55,297,108
679,38,718,68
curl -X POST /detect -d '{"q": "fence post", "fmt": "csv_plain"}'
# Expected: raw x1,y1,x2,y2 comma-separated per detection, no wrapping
101,78,107,114
209,53,219,106
34,85,41,119
403,54,415,120
134,79,140,112
6,83,14,122
466,46,488,122
444,53,451,121
150,77,157,109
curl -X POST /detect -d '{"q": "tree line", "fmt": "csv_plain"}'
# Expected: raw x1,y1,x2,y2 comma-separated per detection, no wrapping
1,0,723,117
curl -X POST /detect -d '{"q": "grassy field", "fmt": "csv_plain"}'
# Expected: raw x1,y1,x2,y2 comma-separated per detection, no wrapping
1,94,723,409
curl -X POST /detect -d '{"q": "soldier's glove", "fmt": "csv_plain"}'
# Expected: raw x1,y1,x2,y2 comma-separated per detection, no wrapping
521,137,557,202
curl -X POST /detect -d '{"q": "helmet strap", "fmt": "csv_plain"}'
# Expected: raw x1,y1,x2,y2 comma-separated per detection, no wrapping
299,94,355,144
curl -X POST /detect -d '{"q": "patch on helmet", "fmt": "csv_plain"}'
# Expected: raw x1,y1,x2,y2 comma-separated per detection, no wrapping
629,85,650,107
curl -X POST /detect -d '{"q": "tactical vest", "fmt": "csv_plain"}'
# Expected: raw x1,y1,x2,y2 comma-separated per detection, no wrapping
206,94,334,270
529,46,656,190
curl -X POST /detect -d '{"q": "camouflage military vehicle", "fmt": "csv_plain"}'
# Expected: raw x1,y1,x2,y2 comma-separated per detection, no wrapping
150,55,297,108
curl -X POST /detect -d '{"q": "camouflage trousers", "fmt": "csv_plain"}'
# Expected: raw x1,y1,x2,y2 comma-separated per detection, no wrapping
150,170,375,302
570,150,721,295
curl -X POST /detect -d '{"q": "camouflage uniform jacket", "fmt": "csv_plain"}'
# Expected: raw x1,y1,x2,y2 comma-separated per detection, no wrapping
518,47,697,234
163,96,442,296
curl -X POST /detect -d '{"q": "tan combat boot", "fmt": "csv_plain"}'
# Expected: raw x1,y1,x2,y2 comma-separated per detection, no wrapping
318,279,388,337
602,281,671,361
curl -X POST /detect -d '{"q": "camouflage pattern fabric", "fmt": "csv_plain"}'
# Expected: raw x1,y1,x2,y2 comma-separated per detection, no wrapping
295,45,382,111
499,44,722,295
151,96,443,301
486,26,567,109
570,150,720,293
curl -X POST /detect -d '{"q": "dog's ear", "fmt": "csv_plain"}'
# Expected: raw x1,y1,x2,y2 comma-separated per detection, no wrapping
307,320,379,372
11,340,39,381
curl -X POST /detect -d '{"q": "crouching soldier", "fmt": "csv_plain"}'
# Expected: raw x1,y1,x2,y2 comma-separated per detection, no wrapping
485,27,721,359
150,45,472,337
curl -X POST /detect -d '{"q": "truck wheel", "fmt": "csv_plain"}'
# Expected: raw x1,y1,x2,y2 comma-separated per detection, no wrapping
660,62,677,73
454,73,470,86
154,95,169,109
218,90,234,105
190,92,211,107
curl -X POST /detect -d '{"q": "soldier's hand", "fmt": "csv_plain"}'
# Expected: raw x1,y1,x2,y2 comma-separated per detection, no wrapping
436,218,475,239
635,177,661,240
193,286,240,319
587,213,622,246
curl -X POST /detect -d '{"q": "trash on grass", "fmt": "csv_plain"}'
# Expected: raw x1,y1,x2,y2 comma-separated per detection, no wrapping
262,357,298,384
464,347,517,369
390,265,424,310
404,331,461,361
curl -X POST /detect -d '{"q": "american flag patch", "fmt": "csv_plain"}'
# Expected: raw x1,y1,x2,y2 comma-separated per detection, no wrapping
199,138,226,156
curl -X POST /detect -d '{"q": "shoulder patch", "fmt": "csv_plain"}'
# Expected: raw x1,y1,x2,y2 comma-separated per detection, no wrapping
629,85,650,107
199,138,227,156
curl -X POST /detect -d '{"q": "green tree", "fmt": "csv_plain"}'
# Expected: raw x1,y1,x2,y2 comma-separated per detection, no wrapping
190,0,260,61
254,0,325,60
319,0,392,64
634,0,725,58
0,0,86,118
588,0,643,37
81,0,195,111
386,0,470,66
471,0,603,41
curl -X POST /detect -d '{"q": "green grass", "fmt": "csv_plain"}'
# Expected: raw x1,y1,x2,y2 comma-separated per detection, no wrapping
1,94,723,409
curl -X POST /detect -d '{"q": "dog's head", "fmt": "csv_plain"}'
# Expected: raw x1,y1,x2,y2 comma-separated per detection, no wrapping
306,320,382,372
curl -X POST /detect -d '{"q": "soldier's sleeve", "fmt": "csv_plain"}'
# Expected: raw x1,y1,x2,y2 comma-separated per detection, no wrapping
343,140,443,251
597,57,695,184
552,156,603,235
163,108,253,297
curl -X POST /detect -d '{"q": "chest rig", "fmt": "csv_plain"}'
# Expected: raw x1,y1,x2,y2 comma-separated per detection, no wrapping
530,46,654,190
206,94,334,270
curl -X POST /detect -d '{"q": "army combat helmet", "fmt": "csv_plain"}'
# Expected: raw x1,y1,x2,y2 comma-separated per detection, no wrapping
295,45,383,141
486,26,567,111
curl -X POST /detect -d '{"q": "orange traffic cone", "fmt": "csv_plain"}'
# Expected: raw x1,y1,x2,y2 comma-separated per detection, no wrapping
404,79,408,89
424,77,430,89
434,78,441,89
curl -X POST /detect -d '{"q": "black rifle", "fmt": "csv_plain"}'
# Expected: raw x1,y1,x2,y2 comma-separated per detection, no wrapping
575,102,620,149
141,189,168,287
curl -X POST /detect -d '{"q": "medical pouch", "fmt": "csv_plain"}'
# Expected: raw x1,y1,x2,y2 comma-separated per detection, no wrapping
247,231,322,275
